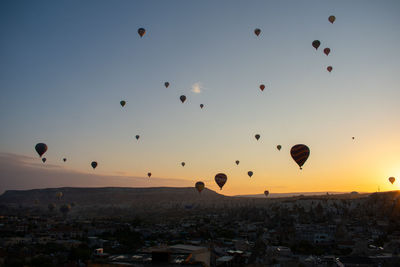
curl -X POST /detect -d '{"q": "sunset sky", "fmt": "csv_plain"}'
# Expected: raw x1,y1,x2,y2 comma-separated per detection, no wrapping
1,0,399,195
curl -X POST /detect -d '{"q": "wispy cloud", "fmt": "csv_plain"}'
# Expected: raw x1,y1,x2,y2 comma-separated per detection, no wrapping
191,82,202,94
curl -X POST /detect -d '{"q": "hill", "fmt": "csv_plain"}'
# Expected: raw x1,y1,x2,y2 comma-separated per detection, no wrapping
0,187,226,207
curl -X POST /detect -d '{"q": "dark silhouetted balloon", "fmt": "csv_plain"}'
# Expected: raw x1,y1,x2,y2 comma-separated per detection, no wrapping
277,145,282,151
264,190,269,197
290,144,310,170
120,101,126,107
138,28,146,37
91,161,97,169
195,181,205,193
180,95,186,103
63,158,67,162
200,104,204,109
327,66,333,72
181,162,185,167
42,158,46,163
215,173,227,190
255,134,260,141
254,28,261,36
389,177,395,184
147,172,151,178
136,135,140,140
248,171,253,178
35,143,47,157
352,137,355,140
164,82,169,88
235,160,240,165
328,15,336,24
259,84,265,91
324,48,330,56
312,40,321,50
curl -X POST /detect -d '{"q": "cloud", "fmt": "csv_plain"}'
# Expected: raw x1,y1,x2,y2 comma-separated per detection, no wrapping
0,153,193,195
191,82,202,94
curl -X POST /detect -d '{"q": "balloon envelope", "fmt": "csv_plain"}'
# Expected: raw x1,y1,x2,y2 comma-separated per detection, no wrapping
91,161,97,169
312,40,321,50
277,145,282,151
290,144,310,169
327,66,333,72
147,172,151,178
164,82,169,88
200,104,204,109
120,101,126,107
42,158,46,163
328,15,336,24
259,84,265,91
254,28,261,36
35,143,48,157
63,158,67,162
255,134,260,141
215,173,227,190
180,95,186,103
264,190,269,197
181,162,185,167
324,48,331,56
195,181,205,193
248,171,253,177
389,177,396,184
235,160,240,165
138,28,146,37
136,135,140,140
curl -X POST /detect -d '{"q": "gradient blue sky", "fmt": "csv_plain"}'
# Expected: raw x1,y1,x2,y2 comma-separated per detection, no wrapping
1,0,399,195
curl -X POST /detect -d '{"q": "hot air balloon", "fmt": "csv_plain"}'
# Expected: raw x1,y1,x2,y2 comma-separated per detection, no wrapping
277,145,282,151
254,28,261,36
328,15,336,24
195,181,205,193
312,40,321,50
164,82,170,88
235,160,240,165
259,84,265,91
389,177,396,184
181,162,185,167
136,135,140,140
138,28,146,37
290,144,310,170
120,101,126,107
215,173,227,190
327,66,333,72
248,171,253,178
42,158,46,163
255,134,260,141
180,95,186,103
324,48,330,56
352,137,355,140
264,190,269,197
35,143,47,157
63,158,67,162
200,104,204,109
147,172,151,178
91,161,97,169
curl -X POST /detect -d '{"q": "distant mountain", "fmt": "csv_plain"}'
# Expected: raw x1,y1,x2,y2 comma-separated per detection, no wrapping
235,191,365,198
0,187,227,206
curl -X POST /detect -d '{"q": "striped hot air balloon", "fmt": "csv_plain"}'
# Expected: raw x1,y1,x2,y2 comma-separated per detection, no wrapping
290,144,310,170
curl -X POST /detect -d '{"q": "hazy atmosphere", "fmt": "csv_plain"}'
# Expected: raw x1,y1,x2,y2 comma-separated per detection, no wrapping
1,0,399,195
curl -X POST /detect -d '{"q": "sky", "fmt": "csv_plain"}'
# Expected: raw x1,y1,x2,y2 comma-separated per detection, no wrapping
0,0,399,195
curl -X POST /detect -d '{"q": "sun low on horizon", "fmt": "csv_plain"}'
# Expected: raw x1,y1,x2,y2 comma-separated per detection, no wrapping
0,0,399,196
